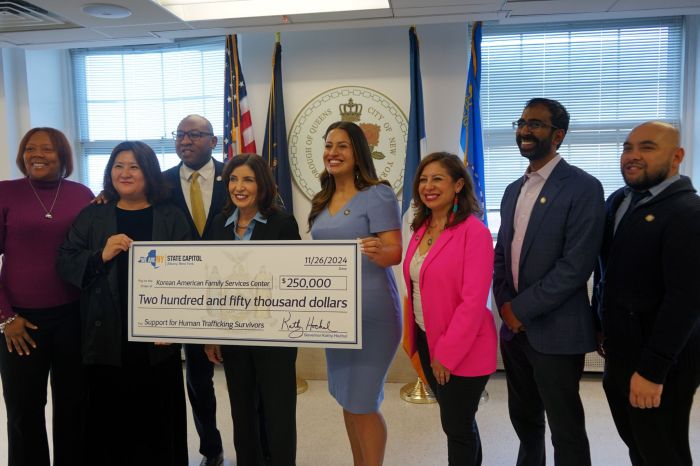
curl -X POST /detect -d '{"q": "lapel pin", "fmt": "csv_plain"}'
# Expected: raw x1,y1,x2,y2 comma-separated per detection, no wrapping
539,196,547,204
216,175,222,182
344,209,351,216
645,214,655,222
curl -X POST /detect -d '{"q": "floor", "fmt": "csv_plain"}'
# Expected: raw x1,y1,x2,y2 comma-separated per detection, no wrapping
0,369,698,465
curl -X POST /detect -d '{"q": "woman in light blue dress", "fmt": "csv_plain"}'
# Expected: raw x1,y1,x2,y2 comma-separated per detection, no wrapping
309,121,402,466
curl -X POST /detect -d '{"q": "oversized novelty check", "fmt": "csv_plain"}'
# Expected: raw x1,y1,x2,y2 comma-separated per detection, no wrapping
128,240,361,348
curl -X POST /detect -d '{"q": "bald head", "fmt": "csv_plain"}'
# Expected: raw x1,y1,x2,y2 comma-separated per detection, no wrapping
621,121,684,190
175,114,217,170
632,121,680,148
180,114,214,134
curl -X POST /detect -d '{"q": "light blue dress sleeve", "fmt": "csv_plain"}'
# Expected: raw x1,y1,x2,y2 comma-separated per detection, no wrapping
366,183,401,234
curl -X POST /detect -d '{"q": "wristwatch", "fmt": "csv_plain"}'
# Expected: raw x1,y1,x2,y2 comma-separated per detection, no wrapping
0,315,17,333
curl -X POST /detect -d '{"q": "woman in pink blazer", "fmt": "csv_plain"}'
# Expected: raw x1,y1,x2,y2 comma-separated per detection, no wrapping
403,152,497,466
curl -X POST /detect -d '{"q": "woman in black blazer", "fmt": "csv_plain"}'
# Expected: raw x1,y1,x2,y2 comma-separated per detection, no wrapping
204,154,300,466
57,141,190,466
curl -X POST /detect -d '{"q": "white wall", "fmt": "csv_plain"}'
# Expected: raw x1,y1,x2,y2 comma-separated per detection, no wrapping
0,48,74,181
237,23,469,235
0,48,30,181
2,18,699,188
683,15,700,181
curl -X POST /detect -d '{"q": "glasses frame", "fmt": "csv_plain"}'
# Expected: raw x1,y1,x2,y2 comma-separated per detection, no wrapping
512,119,560,131
172,130,214,141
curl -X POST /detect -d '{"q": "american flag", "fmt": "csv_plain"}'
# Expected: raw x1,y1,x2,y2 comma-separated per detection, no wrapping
224,34,256,159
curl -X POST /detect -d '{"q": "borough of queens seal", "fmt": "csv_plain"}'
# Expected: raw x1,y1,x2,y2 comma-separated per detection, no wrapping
288,86,408,200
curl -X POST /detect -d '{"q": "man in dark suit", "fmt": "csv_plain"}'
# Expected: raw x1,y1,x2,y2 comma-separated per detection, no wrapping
595,121,700,466
493,98,605,466
164,114,226,466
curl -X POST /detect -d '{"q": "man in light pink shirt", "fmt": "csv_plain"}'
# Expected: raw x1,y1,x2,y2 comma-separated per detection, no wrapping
493,98,605,466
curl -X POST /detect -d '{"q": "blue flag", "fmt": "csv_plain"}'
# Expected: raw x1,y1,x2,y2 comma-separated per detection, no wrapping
460,21,487,225
403,26,427,217
262,35,294,214
402,26,430,385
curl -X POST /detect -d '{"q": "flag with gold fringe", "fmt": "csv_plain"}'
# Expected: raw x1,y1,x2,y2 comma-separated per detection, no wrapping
401,26,429,387
224,34,256,159
262,33,294,214
460,21,487,224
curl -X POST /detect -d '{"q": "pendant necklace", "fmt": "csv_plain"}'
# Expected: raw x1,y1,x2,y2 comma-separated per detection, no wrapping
425,222,441,246
27,177,62,219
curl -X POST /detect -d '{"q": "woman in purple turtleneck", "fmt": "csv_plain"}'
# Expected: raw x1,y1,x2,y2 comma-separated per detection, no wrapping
0,127,93,466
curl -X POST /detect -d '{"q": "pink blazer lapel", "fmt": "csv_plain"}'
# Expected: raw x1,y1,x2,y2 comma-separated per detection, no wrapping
420,226,456,279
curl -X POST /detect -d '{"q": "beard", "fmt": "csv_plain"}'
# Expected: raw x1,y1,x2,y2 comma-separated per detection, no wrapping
516,133,554,161
622,164,669,190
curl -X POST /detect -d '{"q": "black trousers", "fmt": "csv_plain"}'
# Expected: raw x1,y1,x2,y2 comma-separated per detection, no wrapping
603,355,700,466
416,328,489,466
0,303,85,466
84,351,188,466
221,345,297,466
184,343,223,458
500,333,591,466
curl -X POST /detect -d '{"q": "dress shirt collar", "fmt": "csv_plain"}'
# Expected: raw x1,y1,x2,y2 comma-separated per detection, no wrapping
180,157,215,182
624,173,681,201
524,154,562,182
224,209,268,228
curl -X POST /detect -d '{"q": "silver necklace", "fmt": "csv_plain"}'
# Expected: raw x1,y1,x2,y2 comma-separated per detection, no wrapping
27,177,62,219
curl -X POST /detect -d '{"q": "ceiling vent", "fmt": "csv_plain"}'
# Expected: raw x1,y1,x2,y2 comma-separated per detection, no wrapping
0,0,77,32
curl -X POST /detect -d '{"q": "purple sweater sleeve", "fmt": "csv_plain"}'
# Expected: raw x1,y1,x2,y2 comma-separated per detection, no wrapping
0,178,94,320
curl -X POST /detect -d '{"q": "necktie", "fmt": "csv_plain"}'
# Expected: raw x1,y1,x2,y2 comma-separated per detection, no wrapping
617,190,650,232
190,171,206,236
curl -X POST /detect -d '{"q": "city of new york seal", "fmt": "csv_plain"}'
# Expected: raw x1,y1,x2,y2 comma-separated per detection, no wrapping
288,86,408,199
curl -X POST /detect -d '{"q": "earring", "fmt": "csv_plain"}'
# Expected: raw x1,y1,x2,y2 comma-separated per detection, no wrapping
449,194,458,223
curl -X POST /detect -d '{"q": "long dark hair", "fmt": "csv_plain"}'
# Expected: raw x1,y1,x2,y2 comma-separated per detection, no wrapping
221,153,279,218
308,121,389,229
411,152,481,231
103,141,169,203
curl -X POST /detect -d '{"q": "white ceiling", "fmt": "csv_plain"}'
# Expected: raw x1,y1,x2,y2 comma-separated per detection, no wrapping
1,0,699,49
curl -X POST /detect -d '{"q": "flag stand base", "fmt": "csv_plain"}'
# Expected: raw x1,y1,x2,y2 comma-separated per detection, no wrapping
296,376,308,395
400,378,437,404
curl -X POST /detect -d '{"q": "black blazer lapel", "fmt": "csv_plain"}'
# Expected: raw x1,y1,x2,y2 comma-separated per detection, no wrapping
500,180,521,290
164,163,198,236
205,160,227,236
97,204,122,311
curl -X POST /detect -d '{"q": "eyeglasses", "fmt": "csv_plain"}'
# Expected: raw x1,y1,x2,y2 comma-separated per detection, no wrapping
172,130,214,141
512,119,559,131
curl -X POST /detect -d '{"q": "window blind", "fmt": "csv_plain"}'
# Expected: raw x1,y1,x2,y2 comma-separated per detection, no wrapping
71,38,225,194
479,17,683,230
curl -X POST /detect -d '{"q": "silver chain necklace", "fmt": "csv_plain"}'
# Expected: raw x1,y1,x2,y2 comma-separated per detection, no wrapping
27,177,62,219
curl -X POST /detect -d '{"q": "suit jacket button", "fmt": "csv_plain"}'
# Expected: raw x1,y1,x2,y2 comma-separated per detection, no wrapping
94,320,102,327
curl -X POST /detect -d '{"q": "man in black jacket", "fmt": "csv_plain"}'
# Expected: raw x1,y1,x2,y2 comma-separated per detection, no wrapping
595,121,700,466
164,115,226,466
